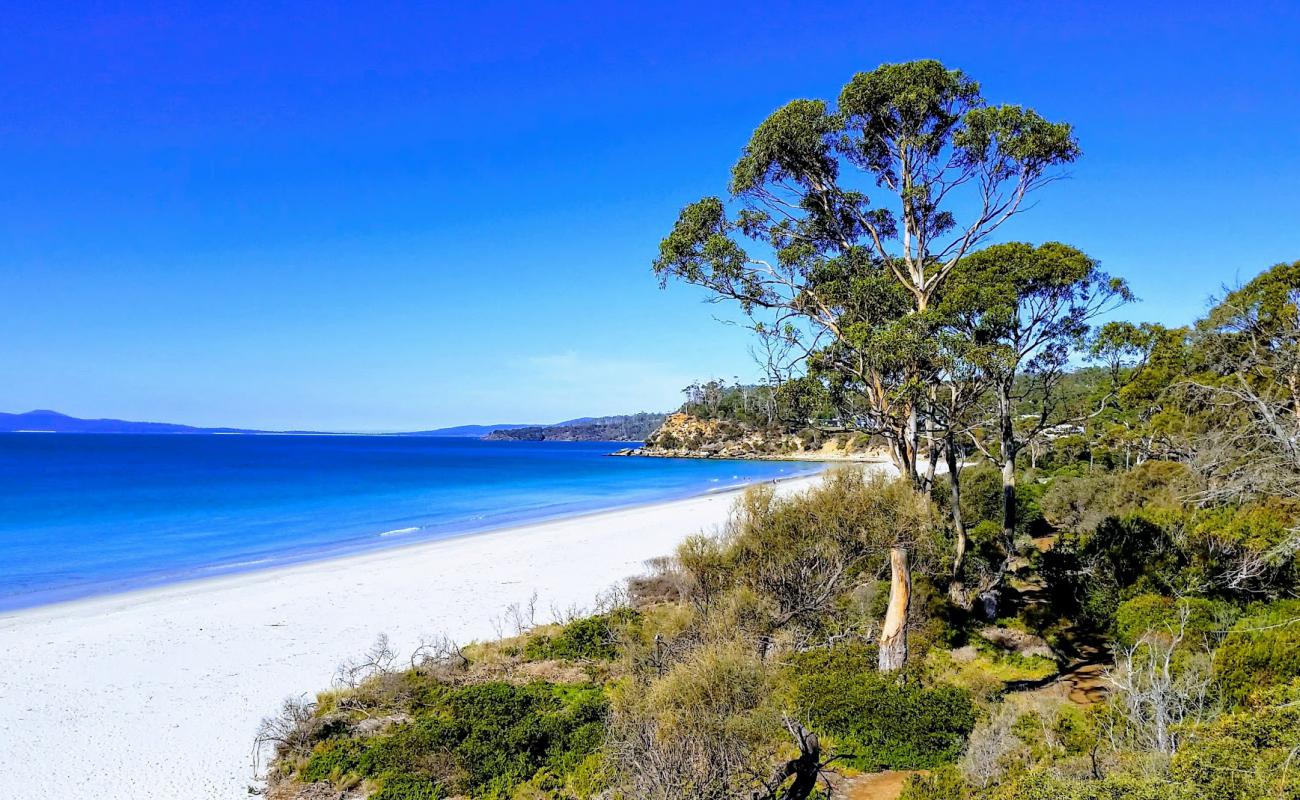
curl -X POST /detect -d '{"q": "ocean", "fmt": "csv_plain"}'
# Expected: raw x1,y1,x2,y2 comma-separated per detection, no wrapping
0,434,814,611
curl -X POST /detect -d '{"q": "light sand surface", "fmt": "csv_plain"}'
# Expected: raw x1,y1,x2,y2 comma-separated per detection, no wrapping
0,474,828,799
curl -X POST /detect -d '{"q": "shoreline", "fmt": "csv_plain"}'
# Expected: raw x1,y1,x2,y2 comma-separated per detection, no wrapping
0,470,856,799
615,448,894,463
0,465,825,622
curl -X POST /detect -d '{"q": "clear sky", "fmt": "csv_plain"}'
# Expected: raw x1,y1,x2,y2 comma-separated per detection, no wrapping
3,2,1298,431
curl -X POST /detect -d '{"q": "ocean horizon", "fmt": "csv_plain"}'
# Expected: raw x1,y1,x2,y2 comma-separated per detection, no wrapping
0,433,815,612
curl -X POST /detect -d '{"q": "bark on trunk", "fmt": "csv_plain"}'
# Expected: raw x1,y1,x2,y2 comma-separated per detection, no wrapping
945,440,970,608
879,546,911,672
998,382,1018,551
1001,453,1016,548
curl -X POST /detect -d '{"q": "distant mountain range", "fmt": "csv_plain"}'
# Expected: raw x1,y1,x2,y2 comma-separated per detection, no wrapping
0,410,263,435
0,410,665,441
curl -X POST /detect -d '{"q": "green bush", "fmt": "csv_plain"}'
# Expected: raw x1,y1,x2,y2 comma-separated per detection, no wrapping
300,680,607,799
1172,680,1300,799
1039,472,1115,533
898,765,970,800
953,466,1004,529
784,644,975,771
524,609,640,661
1213,600,1300,706
677,470,939,634
977,770,1197,800
370,774,444,800
1113,594,1235,648
1041,510,1184,629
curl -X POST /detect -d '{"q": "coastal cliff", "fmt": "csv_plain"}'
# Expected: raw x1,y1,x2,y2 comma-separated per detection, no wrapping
614,412,890,462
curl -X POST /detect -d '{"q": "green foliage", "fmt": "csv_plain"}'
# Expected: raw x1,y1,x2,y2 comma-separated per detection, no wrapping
899,765,970,800
1172,680,1300,800
935,466,1046,545
1035,460,1298,628
1039,460,1195,535
784,644,976,770
677,469,940,636
1044,510,1183,628
1213,600,1300,707
1113,594,1233,648
942,243,1125,360
976,770,1197,800
524,609,641,662
300,681,607,799
371,774,444,800
954,466,1003,529
607,642,783,799
1201,260,1300,350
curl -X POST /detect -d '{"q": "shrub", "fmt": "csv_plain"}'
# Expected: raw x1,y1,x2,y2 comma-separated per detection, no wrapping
784,644,976,771
899,765,970,800
977,770,1197,800
954,466,1004,529
1041,510,1185,629
1213,599,1300,706
796,427,823,448
1172,680,1300,799
299,680,607,799
607,642,781,800
1113,595,1234,648
370,774,444,800
676,470,940,636
1039,472,1115,534
1039,461,1196,536
1184,498,1300,595
524,609,641,662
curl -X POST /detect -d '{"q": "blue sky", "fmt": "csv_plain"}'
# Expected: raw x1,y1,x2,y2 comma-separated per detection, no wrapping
3,2,1298,431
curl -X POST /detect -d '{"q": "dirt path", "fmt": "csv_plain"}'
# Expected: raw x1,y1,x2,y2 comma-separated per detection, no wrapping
1011,536,1112,706
829,769,925,800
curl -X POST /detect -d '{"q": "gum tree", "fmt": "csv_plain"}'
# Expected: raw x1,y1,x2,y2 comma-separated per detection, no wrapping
654,60,1079,671
941,242,1132,572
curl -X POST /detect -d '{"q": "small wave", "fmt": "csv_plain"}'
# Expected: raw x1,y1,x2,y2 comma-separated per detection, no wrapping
705,484,746,494
199,557,274,572
378,526,421,538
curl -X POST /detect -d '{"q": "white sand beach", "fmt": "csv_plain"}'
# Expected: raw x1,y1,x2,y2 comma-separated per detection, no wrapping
0,474,828,799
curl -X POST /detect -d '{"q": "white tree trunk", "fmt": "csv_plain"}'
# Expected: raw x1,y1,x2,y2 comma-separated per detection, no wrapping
879,547,911,672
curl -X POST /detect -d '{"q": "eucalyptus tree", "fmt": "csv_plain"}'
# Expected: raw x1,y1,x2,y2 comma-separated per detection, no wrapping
940,242,1132,556
654,60,1079,670
1188,260,1300,501
654,59,1079,483
929,328,990,606
1086,320,1178,466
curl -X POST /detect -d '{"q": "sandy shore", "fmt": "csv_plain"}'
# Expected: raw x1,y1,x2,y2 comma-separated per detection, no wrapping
0,474,826,799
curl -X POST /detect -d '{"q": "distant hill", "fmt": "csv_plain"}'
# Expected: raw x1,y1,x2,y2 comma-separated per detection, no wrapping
0,411,645,439
484,413,668,442
0,410,258,435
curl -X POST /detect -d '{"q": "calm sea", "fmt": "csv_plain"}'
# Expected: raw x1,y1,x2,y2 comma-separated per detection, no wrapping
0,434,813,611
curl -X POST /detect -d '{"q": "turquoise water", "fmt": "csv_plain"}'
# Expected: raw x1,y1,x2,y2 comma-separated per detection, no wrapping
0,434,814,611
